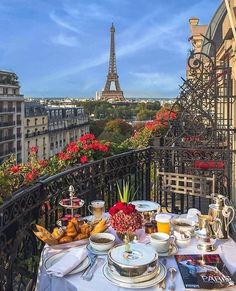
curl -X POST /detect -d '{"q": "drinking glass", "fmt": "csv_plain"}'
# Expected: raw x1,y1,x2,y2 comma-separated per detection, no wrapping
156,214,172,234
88,200,105,221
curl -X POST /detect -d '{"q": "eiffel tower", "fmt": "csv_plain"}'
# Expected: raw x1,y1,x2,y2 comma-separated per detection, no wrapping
101,23,125,101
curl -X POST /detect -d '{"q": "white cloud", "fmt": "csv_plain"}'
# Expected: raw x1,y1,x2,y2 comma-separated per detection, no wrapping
51,34,80,47
49,11,82,34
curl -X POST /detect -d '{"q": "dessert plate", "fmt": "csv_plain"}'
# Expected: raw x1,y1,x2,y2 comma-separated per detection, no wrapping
131,200,161,212
103,261,167,289
158,244,178,257
86,244,109,256
44,250,90,275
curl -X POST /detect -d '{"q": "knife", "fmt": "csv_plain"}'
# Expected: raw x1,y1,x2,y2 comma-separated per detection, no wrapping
82,253,97,280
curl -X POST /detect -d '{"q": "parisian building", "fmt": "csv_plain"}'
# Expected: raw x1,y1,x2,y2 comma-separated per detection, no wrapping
24,102,49,161
0,70,24,163
47,106,89,156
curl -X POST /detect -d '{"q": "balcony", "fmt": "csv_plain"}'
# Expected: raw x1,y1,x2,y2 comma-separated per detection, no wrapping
0,121,15,127
0,146,235,290
0,134,15,142
25,130,48,138
0,147,15,156
0,108,15,113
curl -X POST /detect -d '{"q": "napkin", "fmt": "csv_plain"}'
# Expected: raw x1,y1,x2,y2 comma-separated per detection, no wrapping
220,244,236,275
47,247,88,277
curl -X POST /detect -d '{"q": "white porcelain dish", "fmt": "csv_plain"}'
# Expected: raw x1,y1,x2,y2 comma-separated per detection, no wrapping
131,200,161,213
44,251,90,275
171,217,196,234
103,261,167,289
86,243,109,256
89,233,115,252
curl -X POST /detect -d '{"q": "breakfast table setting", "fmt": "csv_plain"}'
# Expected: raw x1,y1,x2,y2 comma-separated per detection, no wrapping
34,186,236,291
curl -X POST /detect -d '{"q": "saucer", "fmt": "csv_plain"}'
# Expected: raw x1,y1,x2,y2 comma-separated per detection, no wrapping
86,244,109,256
158,244,178,257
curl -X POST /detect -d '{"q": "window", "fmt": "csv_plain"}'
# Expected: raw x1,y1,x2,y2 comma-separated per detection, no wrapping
27,141,30,149
35,118,38,126
42,117,45,124
36,139,38,146
27,119,30,126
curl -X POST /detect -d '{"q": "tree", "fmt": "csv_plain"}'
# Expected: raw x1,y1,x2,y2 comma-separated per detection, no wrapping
136,109,156,121
90,120,108,137
104,119,133,138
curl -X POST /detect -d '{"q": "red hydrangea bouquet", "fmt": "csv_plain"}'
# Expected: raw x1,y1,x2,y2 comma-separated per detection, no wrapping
109,183,142,239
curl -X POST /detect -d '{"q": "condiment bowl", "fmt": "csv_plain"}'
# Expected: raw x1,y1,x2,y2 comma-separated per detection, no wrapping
171,217,196,235
89,233,115,251
175,231,191,248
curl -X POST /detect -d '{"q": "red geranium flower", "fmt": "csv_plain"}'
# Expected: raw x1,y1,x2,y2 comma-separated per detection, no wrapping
38,160,48,168
80,155,88,164
58,152,71,161
30,146,38,154
109,205,119,216
25,169,39,183
67,142,79,153
79,133,95,143
10,165,21,173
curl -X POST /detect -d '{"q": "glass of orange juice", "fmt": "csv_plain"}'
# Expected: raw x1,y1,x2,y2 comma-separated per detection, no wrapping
155,214,172,234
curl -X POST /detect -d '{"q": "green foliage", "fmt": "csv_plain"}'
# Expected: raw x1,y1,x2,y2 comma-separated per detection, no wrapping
117,181,137,203
136,109,156,121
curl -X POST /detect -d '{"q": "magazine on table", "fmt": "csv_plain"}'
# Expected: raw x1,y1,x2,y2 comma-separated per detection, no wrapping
175,254,235,289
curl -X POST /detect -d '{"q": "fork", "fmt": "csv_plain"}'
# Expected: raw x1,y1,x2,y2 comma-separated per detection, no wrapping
82,257,104,281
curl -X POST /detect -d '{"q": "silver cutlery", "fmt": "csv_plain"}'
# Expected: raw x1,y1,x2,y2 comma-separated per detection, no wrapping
160,258,167,289
168,267,177,291
82,253,97,280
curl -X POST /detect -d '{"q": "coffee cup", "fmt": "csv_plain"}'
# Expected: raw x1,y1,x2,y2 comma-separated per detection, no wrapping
88,200,105,221
150,232,175,253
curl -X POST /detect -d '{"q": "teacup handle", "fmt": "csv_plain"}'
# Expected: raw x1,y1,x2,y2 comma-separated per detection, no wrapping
169,234,176,245
88,205,93,214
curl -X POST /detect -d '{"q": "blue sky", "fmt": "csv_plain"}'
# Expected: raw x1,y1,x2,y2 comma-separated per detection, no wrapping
0,0,221,98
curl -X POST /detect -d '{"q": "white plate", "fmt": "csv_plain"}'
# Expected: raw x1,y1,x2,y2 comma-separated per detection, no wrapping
158,244,178,257
86,244,109,256
44,250,90,275
103,261,167,289
131,200,161,212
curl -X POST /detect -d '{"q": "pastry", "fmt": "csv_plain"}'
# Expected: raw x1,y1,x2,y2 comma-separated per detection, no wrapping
73,233,88,241
90,219,107,235
59,235,73,244
51,227,65,240
66,221,77,237
32,224,58,245
80,223,91,235
71,217,80,233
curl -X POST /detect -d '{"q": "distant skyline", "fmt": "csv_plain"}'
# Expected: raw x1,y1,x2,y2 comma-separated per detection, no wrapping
0,0,221,98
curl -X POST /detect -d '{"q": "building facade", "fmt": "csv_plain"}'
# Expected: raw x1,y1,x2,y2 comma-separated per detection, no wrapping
24,102,49,161
47,106,89,156
188,0,236,203
0,71,24,163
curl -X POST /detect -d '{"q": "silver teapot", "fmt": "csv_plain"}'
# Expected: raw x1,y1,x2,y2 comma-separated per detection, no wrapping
208,194,235,239
196,214,222,251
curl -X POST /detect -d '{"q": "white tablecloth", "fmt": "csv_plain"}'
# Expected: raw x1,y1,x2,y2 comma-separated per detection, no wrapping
36,230,236,291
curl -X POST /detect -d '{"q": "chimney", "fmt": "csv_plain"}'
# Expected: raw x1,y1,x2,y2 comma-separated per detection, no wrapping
189,17,199,26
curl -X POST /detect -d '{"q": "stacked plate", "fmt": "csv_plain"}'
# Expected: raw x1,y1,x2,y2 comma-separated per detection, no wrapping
103,243,167,289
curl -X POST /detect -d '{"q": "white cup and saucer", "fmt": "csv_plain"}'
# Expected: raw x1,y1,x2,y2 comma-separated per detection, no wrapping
150,232,178,257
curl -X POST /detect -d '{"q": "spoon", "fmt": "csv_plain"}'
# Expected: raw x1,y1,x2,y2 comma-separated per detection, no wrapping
168,267,177,291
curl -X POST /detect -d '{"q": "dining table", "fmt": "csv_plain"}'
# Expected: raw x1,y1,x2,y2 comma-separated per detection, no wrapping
35,220,236,291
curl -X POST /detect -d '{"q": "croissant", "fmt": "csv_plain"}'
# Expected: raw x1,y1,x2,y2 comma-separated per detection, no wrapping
66,221,77,237
73,233,88,241
59,235,73,244
90,219,107,235
51,227,65,240
32,224,58,245
71,217,80,233
80,223,91,235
